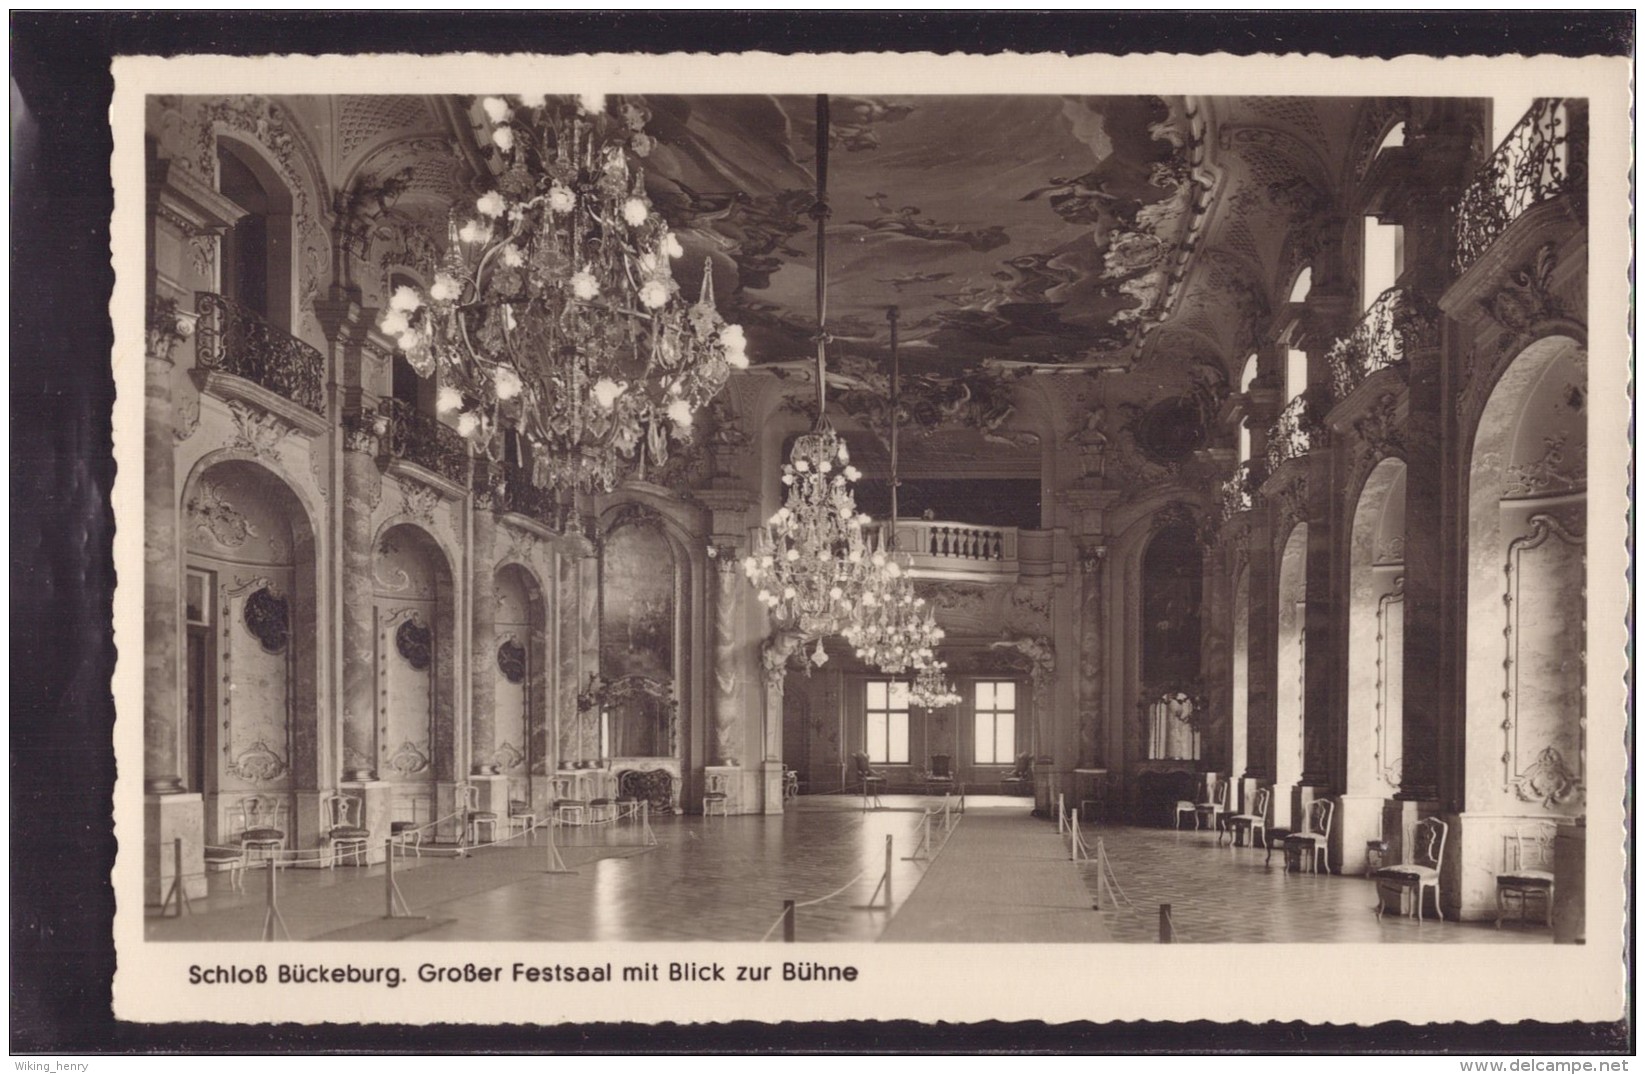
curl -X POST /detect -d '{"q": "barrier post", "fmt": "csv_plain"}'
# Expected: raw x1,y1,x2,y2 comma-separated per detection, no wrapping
385,838,394,919
261,855,290,941
885,834,893,908
1058,793,1066,834
545,814,575,874
1159,903,1172,943
160,837,192,917
782,900,796,943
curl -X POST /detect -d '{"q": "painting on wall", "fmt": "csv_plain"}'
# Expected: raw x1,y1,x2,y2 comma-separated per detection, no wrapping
599,521,676,684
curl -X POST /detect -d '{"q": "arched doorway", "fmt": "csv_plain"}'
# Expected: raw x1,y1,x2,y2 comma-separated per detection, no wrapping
1459,335,1586,915
1275,522,1309,829
493,562,551,813
183,458,318,853
1342,458,1406,871
374,523,456,836
215,136,295,332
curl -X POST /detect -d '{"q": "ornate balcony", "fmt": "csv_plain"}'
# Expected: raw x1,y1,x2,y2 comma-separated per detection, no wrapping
1218,462,1257,522
868,519,1027,579
1264,395,1317,474
379,398,469,489
485,459,572,533
193,292,326,415
1453,99,1585,277
1326,286,1439,402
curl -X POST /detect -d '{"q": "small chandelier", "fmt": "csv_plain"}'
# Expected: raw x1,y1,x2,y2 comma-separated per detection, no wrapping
379,94,748,491
909,661,962,709
842,306,945,675
742,94,877,639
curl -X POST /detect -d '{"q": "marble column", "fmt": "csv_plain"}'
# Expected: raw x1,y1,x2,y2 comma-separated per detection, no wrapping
577,551,600,759
1076,543,1105,767
470,493,498,775
759,632,801,813
339,425,381,782
711,547,743,766
143,326,184,795
555,550,580,766
1301,292,1350,791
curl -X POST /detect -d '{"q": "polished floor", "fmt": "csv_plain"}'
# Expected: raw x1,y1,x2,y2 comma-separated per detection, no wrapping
147,794,1553,944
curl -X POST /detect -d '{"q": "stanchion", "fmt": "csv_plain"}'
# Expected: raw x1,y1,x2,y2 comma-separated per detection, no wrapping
782,900,796,943
160,837,192,918
641,801,658,847
902,813,932,862
383,838,424,919
853,834,895,910
544,816,576,874
1057,792,1066,834
1159,903,1173,943
260,858,291,942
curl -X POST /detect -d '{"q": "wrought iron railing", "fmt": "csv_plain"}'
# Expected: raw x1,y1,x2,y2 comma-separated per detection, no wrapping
193,292,326,414
1264,394,1316,474
488,459,571,531
1326,287,1439,402
1453,99,1584,277
379,398,469,486
1218,462,1256,522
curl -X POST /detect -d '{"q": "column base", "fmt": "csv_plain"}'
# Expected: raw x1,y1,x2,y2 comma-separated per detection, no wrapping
759,761,785,814
343,780,393,865
1332,793,1390,876
1446,810,1581,923
704,764,746,815
146,792,205,905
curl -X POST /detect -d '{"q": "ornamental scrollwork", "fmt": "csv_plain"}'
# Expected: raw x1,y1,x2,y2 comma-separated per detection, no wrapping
227,739,287,783
242,586,290,654
385,739,431,776
1512,746,1582,808
497,638,527,684
395,616,433,671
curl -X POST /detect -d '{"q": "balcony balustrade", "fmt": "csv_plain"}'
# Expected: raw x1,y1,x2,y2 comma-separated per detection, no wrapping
193,291,326,414
1326,286,1439,402
869,519,1024,577
379,398,469,488
1264,395,1317,474
1218,462,1257,522
1453,98,1585,277
484,458,573,532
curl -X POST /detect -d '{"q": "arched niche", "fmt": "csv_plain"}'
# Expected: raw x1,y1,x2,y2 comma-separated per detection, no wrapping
181,458,319,850
1465,335,1586,817
215,134,296,333
374,522,457,828
1347,458,1407,800
598,509,682,761
1275,522,1309,826
493,562,550,810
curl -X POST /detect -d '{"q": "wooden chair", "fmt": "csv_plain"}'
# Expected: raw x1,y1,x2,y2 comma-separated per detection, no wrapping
853,752,886,811
507,799,537,841
703,772,730,818
1195,776,1231,832
551,774,586,825
458,783,498,845
1373,816,1448,921
390,799,424,858
1220,786,1270,848
235,795,287,869
1283,797,1334,874
783,770,800,801
203,840,246,892
1000,753,1034,796
922,753,956,796
1495,824,1554,929
322,793,371,868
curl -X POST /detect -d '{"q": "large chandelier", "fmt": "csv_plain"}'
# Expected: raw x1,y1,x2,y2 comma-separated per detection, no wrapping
841,306,945,674
379,94,748,491
742,95,878,638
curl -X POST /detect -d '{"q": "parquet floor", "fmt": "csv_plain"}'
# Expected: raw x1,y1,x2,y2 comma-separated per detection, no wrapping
145,795,1553,944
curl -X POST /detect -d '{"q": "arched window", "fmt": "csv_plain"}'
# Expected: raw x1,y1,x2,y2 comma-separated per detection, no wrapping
1288,267,1312,303
1362,214,1404,307
1286,348,1308,404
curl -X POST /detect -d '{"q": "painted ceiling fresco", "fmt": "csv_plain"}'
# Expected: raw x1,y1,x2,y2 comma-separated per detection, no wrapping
636,94,1199,378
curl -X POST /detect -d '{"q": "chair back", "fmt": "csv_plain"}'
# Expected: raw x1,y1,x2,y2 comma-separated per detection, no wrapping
1412,816,1448,870
706,772,728,795
1304,796,1334,838
323,793,360,830
550,774,577,799
457,783,480,811
1249,786,1271,820
509,799,531,817
852,752,872,777
237,795,284,832
930,753,954,779
1013,753,1034,780
1210,777,1229,808
1505,824,1554,871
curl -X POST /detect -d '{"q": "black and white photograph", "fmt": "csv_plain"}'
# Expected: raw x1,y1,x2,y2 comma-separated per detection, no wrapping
93,42,1629,1030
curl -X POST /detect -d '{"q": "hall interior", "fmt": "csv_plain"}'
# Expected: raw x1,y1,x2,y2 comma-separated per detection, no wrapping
141,88,1590,940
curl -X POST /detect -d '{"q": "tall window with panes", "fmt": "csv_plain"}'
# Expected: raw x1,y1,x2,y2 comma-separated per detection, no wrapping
973,681,1017,764
865,680,910,765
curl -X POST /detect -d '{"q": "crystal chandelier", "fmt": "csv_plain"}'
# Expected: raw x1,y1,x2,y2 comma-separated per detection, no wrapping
742,95,878,639
909,661,962,709
841,306,946,674
379,94,748,491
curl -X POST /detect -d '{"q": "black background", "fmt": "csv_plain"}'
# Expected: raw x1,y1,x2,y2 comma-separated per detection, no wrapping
10,9,1634,1055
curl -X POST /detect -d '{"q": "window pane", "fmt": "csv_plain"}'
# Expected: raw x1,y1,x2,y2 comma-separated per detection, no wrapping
974,681,994,709
867,711,887,764
996,682,1016,709
888,680,910,710
867,681,886,708
996,713,1015,762
889,712,909,764
974,716,993,764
